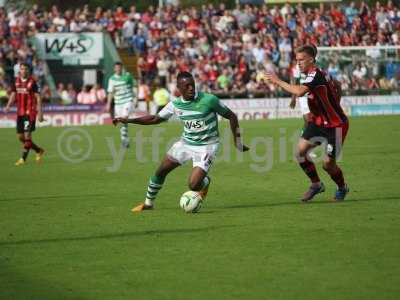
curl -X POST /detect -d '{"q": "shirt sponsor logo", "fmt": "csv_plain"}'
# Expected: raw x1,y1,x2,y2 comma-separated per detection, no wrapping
16,88,29,94
184,119,205,132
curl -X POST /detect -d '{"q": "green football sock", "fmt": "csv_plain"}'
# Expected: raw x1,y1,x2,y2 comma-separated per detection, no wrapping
144,175,165,205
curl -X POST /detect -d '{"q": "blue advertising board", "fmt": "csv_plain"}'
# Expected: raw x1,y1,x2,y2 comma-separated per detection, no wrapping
351,104,400,116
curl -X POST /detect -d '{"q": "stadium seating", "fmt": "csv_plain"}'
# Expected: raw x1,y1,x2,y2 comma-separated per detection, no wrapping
0,1,399,103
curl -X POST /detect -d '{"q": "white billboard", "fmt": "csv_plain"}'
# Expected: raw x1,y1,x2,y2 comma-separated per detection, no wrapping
35,33,104,65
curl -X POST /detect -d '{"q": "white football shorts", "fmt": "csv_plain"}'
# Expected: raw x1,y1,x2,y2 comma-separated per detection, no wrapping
114,101,134,118
167,139,219,173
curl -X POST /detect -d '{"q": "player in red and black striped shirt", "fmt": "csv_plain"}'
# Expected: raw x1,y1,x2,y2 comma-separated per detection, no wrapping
265,45,349,202
4,63,45,166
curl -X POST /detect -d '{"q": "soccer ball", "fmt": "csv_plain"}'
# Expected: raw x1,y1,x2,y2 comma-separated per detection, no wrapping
179,191,203,213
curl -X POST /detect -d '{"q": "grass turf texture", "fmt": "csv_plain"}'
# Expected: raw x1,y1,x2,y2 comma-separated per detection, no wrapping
0,116,399,300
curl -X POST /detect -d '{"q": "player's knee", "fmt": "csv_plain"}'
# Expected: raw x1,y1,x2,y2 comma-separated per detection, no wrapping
295,148,307,162
18,136,25,143
322,159,335,172
24,139,32,150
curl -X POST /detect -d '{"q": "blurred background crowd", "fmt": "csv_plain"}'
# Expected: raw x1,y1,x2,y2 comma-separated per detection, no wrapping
0,0,399,105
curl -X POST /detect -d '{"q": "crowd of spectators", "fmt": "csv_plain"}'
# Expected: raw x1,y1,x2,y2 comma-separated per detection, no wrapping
55,82,106,105
126,1,400,97
0,1,400,104
0,5,48,103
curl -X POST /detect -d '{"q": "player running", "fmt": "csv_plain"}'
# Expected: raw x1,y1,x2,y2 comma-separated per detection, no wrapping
113,71,249,212
265,45,349,202
4,63,45,166
106,62,137,148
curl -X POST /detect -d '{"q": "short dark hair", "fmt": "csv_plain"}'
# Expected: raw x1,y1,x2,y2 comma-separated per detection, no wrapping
295,44,318,58
20,62,30,69
177,71,193,82
114,62,123,66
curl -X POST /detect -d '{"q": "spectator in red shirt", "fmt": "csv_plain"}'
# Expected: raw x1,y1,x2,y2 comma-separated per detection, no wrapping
114,6,127,30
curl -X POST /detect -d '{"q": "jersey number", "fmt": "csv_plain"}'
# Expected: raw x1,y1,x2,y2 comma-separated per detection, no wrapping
24,120,30,131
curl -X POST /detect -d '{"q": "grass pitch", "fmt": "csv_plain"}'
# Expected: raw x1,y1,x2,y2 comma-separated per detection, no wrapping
1,116,399,300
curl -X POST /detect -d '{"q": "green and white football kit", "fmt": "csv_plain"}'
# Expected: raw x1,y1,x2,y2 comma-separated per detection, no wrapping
158,92,230,172
107,72,136,147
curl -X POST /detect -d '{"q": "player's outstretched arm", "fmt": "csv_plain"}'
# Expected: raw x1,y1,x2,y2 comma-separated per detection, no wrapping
113,115,166,126
222,110,249,152
264,72,309,97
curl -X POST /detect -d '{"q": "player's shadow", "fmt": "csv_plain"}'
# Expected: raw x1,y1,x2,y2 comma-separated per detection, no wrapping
222,195,400,210
50,156,117,164
0,193,109,202
345,195,400,202
0,224,237,246
0,266,82,300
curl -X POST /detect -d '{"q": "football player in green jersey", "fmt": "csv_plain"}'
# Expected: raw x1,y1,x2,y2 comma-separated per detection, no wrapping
107,62,137,148
113,72,249,212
